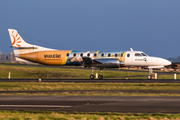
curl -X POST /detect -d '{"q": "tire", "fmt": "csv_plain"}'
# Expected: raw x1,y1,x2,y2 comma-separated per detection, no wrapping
98,75,103,79
147,75,152,80
90,75,95,79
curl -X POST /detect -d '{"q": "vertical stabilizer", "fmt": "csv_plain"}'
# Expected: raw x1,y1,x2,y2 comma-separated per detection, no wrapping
8,29,55,63
8,29,34,48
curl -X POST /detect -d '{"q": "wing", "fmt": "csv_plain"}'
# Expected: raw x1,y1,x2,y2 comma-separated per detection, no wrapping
82,57,124,68
82,57,102,64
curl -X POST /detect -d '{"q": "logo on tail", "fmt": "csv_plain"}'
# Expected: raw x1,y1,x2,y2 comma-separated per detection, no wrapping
11,30,22,47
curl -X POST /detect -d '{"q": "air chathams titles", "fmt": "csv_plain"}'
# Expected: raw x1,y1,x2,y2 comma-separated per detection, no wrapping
44,54,61,58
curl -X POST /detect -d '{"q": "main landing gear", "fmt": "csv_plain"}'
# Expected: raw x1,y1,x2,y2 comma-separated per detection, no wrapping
147,68,153,80
90,67,95,79
90,67,103,79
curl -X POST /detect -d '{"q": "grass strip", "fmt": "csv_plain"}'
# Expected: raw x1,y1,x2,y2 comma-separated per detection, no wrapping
1,82,180,96
0,64,176,79
0,110,180,120
1,82,180,91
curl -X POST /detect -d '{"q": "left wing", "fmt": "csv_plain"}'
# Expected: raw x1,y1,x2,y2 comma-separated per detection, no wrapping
82,57,124,68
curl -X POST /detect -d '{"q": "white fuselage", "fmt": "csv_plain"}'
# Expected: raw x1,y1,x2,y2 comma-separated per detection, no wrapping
124,51,171,68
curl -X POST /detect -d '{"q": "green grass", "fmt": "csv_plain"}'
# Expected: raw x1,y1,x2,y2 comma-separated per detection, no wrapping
1,82,180,96
0,65,87,79
0,110,180,120
1,82,180,91
0,64,151,79
0,64,179,96
0,64,177,79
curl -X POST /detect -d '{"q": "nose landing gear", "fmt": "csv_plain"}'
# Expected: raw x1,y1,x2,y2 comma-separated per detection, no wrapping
147,68,153,80
147,75,152,80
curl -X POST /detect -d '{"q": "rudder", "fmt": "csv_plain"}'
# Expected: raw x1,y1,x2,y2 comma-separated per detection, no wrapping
8,29,33,48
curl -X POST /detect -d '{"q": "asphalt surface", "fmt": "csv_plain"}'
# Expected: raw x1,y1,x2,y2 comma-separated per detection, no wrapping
0,79,180,83
1,95,180,113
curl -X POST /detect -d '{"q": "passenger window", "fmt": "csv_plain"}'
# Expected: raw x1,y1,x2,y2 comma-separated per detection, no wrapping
94,53,97,57
101,53,104,57
127,54,130,57
121,53,123,57
66,53,69,57
115,53,117,57
108,53,111,57
73,53,76,57
87,53,90,57
80,53,83,57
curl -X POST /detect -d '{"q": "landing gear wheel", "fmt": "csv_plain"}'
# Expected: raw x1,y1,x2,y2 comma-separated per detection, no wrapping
147,75,152,80
98,75,103,79
90,75,95,79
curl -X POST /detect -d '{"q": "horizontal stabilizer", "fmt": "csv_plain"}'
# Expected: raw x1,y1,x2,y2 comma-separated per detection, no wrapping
10,46,38,49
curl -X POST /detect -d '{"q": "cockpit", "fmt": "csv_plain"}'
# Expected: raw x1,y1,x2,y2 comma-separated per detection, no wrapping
135,53,148,57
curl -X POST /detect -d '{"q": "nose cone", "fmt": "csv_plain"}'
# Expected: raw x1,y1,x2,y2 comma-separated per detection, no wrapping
163,59,171,66
158,58,171,66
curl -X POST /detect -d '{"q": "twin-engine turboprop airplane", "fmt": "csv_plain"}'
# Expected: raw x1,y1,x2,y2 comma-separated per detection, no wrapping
8,29,171,79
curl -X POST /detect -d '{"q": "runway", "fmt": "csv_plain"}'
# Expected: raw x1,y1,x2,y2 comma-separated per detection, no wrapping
0,79,180,83
1,95,180,113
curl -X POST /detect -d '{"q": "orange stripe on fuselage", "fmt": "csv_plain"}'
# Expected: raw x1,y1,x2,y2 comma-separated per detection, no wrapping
123,52,126,63
20,50,72,65
94,51,100,59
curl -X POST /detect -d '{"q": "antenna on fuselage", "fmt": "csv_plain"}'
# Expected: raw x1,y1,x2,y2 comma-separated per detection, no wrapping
130,48,133,51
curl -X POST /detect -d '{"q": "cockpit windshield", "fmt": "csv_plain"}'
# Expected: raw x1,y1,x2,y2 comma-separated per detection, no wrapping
135,53,142,56
135,53,148,57
141,53,147,56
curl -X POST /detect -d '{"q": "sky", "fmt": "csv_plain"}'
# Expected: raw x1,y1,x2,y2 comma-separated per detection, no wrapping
0,0,180,58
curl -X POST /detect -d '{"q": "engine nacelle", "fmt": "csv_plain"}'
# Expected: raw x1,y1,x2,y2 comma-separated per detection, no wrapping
92,58,124,68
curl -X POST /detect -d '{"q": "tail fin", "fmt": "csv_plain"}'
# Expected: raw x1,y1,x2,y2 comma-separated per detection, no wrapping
8,29,55,63
8,29,35,48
